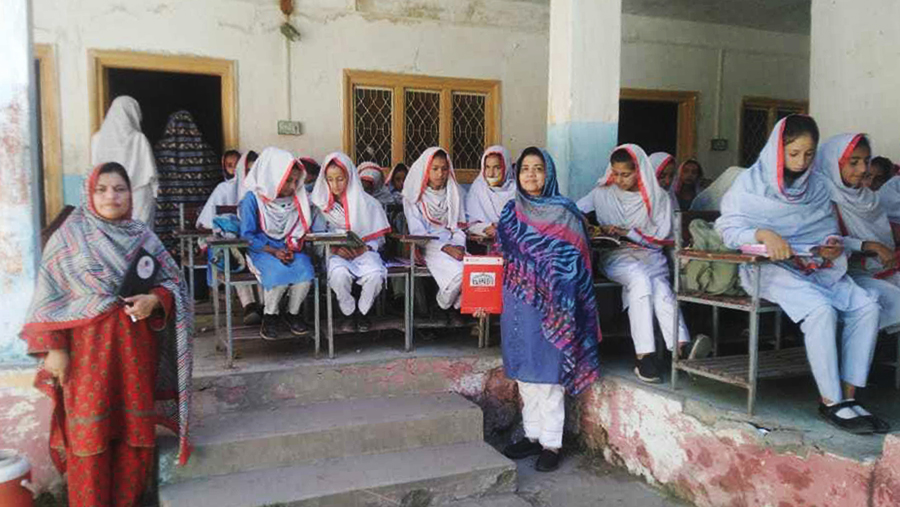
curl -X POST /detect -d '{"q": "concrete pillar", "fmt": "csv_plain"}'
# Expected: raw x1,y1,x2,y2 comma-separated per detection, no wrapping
546,0,621,199
0,0,41,364
810,0,900,161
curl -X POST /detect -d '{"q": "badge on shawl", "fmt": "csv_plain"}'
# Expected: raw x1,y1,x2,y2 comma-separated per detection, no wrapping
118,248,160,299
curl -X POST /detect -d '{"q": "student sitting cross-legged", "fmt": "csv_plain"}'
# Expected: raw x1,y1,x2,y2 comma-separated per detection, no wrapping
402,147,467,317
240,147,316,341
584,144,707,383
311,152,390,332
716,116,888,434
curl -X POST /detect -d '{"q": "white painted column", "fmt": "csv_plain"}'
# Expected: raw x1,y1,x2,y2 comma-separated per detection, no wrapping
0,0,41,364
546,0,621,199
810,0,900,162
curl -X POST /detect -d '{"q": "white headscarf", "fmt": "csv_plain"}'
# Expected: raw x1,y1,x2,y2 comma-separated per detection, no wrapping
357,162,394,206
648,152,675,190
816,134,894,272
466,145,516,226
247,147,313,248
311,153,392,241
592,144,674,243
402,147,466,230
690,167,745,211
90,96,158,192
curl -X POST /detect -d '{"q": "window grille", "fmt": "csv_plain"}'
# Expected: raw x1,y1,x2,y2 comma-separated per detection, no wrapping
452,92,487,171
353,86,393,167
404,89,441,165
739,98,807,167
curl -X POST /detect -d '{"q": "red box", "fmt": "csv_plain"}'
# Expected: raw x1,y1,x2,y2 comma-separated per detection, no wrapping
460,256,504,315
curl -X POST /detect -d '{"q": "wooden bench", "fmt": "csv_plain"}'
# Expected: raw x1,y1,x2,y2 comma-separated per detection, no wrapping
671,210,809,414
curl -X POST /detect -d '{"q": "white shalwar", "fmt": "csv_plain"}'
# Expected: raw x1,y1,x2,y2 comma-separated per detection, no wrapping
91,96,159,227
816,133,900,334
263,282,311,315
588,144,689,354
311,152,390,317
517,381,565,449
716,119,880,403
402,147,467,310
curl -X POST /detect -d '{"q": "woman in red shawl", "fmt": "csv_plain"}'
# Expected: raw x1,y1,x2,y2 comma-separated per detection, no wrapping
20,162,193,507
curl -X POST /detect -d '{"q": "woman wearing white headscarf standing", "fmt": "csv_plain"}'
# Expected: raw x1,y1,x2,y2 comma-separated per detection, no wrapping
311,153,391,332
402,147,467,311
817,133,900,336
466,145,516,238
90,96,158,226
588,144,697,384
716,116,886,434
239,147,317,341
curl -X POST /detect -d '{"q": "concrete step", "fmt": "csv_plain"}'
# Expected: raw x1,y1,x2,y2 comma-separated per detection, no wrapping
160,393,485,484
191,351,502,419
158,441,517,507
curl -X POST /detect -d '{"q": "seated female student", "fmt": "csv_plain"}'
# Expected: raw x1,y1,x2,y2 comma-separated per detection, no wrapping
387,163,409,203
402,147,467,314
240,147,317,341
358,161,395,206
197,150,261,324
649,152,676,191
21,162,192,506
300,157,320,193
673,159,704,210
716,116,886,434
311,153,390,332
497,147,601,472
867,156,895,191
588,145,705,383
818,134,900,347
466,145,516,239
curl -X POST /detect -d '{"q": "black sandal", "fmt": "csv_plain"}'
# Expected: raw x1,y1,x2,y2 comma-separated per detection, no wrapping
818,401,874,435
847,400,891,434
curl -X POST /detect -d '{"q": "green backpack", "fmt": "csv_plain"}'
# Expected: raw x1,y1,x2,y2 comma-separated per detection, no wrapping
681,219,744,296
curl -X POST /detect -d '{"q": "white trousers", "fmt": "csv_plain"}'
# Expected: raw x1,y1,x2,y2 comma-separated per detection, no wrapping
424,241,464,310
236,286,257,308
263,282,311,315
800,301,880,403
328,251,387,316
851,272,900,333
517,381,565,449
601,249,689,355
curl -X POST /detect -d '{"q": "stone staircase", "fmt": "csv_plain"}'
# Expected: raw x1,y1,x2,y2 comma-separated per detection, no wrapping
156,353,516,507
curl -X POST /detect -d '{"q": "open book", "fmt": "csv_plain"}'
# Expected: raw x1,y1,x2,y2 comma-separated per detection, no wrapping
590,235,623,248
305,231,365,248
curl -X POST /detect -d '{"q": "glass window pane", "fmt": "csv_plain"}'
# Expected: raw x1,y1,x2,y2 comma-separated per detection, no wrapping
353,86,393,167
404,89,441,165
741,107,769,167
451,92,486,170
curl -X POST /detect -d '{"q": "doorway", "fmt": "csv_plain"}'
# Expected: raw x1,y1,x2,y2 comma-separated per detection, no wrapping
106,68,224,152
618,88,698,162
34,44,63,227
89,50,237,152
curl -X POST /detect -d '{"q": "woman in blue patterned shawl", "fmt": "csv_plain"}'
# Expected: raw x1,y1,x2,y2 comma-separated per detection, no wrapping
497,146,601,472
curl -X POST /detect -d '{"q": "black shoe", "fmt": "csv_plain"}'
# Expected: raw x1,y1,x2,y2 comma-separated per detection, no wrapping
634,355,662,384
818,401,874,435
285,313,310,337
336,313,356,334
357,313,372,332
503,438,542,460
260,314,285,341
535,449,560,472
846,401,890,434
242,303,262,326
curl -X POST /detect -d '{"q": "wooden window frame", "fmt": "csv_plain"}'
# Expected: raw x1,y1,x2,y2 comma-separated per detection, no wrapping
88,49,238,153
343,70,501,184
738,96,808,165
620,88,698,163
34,44,63,221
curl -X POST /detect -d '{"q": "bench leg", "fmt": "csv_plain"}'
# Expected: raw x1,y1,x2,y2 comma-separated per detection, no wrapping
325,246,335,360
314,278,320,358
711,306,720,357
225,254,234,369
774,309,783,351
747,264,761,415
406,248,415,352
